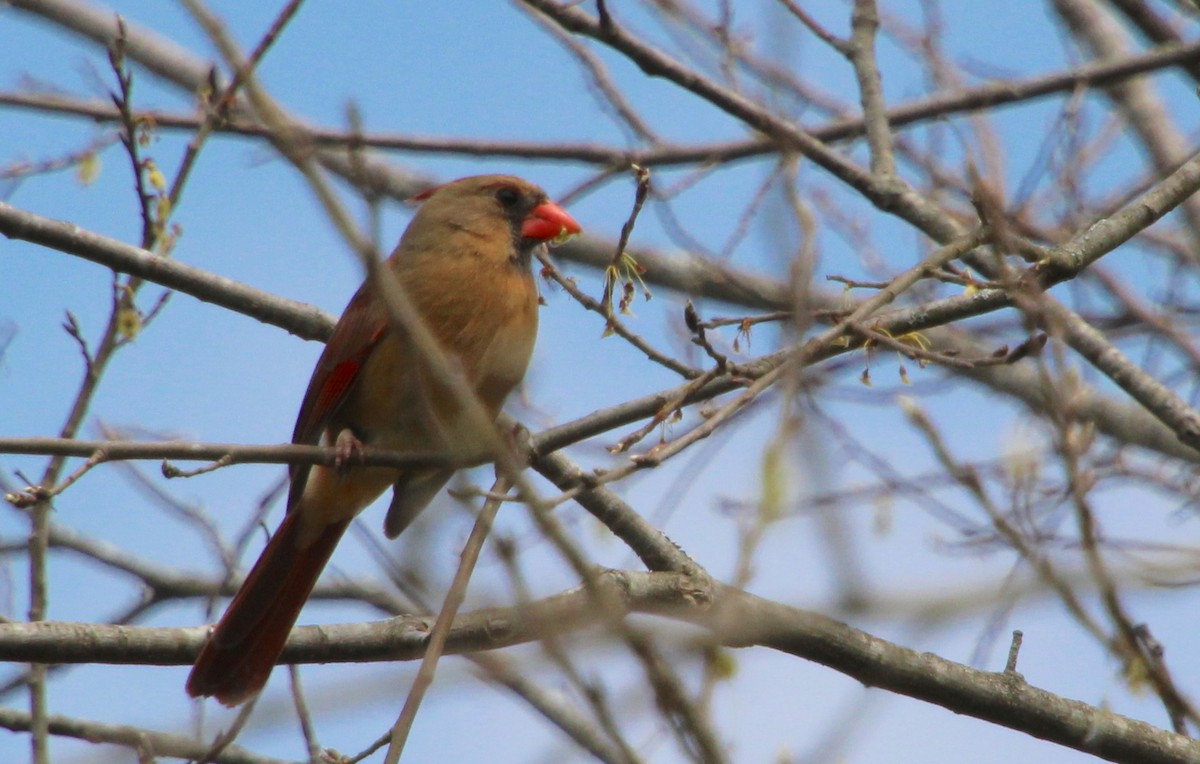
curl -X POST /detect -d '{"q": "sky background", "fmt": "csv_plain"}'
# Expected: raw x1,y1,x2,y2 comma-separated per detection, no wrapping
2,1,1198,762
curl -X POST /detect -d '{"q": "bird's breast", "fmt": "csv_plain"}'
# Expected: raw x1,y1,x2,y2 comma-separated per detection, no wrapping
339,259,538,459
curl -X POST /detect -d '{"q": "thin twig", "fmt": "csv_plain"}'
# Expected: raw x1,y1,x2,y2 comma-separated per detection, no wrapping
384,479,511,762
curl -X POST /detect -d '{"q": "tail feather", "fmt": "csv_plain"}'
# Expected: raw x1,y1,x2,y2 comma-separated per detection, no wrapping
186,511,351,706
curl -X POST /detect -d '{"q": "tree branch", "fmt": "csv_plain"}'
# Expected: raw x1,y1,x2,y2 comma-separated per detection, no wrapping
0,572,1193,764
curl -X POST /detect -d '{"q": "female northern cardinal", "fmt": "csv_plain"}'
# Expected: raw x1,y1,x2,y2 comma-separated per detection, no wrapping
186,175,580,705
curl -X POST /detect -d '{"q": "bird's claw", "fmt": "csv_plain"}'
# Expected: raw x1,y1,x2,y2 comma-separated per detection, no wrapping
333,428,367,472
507,423,533,467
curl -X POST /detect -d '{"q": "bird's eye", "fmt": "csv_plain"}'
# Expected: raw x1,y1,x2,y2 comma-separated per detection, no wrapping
495,186,521,207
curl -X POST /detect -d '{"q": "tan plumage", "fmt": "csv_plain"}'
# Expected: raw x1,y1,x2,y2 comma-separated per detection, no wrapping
186,175,580,705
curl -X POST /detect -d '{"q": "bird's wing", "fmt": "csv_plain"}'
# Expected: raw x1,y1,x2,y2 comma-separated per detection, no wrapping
288,283,387,506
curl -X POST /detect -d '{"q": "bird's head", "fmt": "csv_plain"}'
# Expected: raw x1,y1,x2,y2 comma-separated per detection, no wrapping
407,175,581,258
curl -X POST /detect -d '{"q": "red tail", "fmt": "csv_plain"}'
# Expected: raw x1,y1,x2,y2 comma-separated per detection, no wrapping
186,511,350,706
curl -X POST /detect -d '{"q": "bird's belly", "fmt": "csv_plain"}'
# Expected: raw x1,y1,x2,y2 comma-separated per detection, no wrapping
338,321,533,462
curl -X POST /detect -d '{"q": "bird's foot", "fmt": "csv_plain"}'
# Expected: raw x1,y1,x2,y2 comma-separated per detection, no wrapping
505,422,533,468
333,428,367,472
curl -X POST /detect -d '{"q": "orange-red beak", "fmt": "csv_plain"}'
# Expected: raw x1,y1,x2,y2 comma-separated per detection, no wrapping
521,201,582,242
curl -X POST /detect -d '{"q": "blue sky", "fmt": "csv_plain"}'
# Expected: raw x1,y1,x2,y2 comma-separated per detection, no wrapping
2,2,1198,762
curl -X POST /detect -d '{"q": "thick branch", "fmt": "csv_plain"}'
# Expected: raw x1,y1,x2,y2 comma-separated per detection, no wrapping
0,572,1193,764
0,706,284,764
705,589,1199,764
0,437,446,469
0,201,333,341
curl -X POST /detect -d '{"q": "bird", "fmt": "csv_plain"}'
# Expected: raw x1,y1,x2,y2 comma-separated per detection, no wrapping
186,175,580,706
